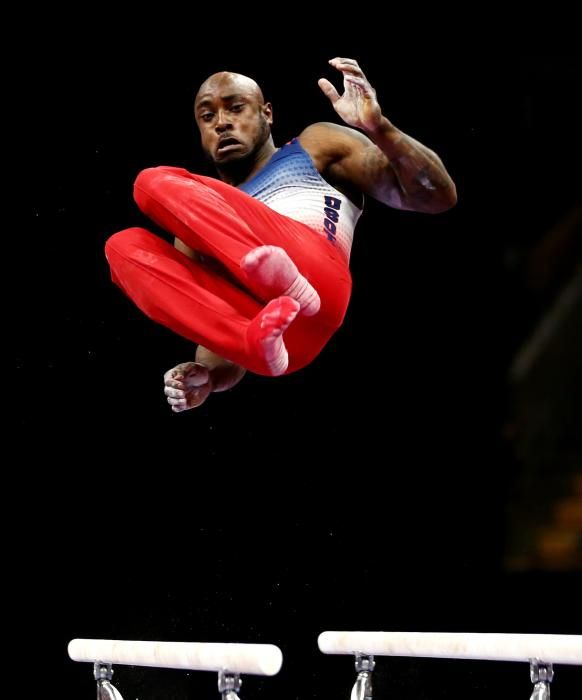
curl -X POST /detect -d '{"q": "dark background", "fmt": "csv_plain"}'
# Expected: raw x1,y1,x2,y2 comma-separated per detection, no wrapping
15,36,581,700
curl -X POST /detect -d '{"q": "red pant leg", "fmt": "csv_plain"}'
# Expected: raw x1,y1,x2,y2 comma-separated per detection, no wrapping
105,228,341,375
133,167,352,330
105,228,264,371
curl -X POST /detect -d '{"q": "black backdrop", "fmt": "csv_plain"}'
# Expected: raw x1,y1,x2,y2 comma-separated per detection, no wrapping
15,36,581,699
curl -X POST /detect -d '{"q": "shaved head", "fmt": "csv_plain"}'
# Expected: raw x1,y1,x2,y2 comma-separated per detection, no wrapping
195,72,265,107
193,69,275,183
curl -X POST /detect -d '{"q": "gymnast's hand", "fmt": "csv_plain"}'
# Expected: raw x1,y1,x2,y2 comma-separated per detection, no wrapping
318,57,382,133
163,362,213,412
164,349,246,412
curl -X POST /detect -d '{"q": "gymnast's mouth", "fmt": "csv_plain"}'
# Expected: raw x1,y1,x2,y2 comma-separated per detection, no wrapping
216,137,242,153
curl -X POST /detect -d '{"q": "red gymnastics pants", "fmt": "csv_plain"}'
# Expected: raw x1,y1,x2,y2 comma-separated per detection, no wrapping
105,166,352,375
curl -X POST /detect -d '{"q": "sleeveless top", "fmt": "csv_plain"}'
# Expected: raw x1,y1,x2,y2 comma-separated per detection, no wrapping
239,138,362,261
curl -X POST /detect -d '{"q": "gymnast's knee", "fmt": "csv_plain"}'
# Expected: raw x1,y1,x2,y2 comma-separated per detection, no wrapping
133,165,201,203
104,227,151,263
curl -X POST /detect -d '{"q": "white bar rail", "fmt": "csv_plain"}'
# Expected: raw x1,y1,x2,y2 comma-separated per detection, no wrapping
68,639,283,675
318,632,582,665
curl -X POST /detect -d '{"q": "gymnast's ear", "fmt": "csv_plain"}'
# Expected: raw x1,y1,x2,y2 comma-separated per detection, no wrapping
262,102,273,125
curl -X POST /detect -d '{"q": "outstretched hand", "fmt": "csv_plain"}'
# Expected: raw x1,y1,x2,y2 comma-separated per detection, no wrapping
318,57,382,132
163,362,212,412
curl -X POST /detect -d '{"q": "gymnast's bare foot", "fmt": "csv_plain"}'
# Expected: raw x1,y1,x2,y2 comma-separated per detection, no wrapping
241,245,320,316
247,296,300,376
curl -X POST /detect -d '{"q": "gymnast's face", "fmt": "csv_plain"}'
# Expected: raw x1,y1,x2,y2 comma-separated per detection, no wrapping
195,73,273,166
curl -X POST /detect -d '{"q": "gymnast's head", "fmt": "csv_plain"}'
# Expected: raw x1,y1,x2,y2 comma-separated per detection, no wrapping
194,72,274,169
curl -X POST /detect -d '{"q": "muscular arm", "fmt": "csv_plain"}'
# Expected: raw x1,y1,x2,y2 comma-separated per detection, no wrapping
165,240,246,409
195,345,246,393
174,236,197,259
313,58,457,214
